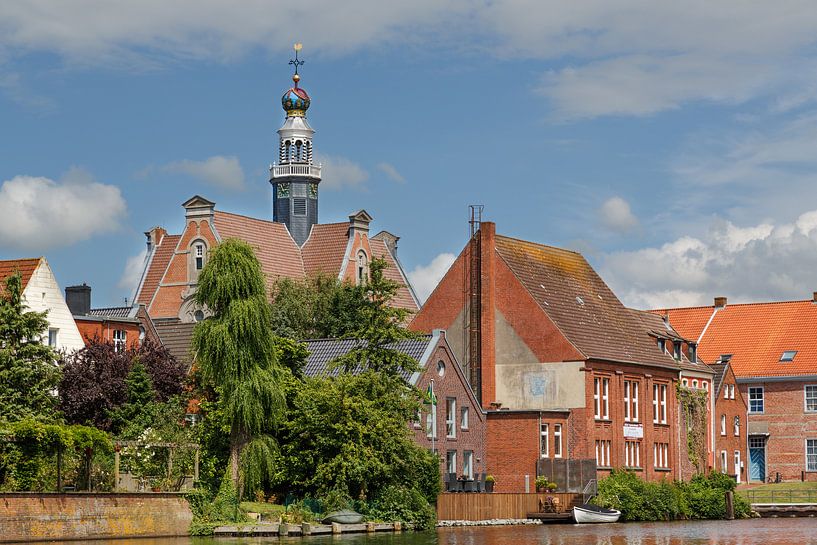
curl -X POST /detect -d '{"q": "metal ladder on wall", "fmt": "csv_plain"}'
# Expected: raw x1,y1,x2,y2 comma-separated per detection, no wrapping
582,479,598,505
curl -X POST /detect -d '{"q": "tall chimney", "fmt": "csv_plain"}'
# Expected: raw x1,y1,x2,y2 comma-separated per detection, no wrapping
714,296,727,309
65,284,91,316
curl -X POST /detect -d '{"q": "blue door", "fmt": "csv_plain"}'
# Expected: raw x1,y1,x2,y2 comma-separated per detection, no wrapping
749,437,766,482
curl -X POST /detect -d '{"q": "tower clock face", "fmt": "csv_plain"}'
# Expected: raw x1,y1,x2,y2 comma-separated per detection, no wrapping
309,183,318,198
278,183,290,198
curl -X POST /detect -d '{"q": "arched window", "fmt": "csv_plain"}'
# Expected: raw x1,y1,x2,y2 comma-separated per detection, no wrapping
357,250,368,285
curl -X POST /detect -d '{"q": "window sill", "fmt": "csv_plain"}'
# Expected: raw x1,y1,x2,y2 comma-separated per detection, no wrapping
446,436,457,441
652,422,669,427
595,418,612,423
624,466,643,471
596,466,612,470
655,467,672,472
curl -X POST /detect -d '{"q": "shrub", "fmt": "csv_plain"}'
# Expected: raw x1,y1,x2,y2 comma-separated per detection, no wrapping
367,485,436,531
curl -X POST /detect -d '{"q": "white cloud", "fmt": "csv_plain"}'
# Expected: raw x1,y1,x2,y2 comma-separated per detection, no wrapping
408,252,456,303
377,162,405,183
599,196,638,233
317,154,369,190
118,248,147,294
0,167,127,250
162,155,244,189
602,211,817,309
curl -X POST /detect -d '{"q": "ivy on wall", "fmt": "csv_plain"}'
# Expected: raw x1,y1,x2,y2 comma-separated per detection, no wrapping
676,384,708,474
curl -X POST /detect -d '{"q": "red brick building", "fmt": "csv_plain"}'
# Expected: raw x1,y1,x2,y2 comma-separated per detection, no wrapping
658,297,817,482
711,361,748,481
411,222,700,491
302,330,486,485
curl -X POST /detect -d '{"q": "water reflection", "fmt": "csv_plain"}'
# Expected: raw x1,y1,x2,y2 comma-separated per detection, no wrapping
23,519,817,545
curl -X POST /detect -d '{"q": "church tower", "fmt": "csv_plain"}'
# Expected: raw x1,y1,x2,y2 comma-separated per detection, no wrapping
270,44,321,246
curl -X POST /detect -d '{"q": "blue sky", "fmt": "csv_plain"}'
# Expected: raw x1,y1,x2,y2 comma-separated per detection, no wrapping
4,2,817,309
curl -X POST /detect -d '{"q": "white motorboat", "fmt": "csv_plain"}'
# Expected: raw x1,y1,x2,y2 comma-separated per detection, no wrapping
572,503,621,523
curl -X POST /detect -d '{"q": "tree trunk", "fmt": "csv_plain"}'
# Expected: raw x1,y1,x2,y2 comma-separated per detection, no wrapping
229,430,241,492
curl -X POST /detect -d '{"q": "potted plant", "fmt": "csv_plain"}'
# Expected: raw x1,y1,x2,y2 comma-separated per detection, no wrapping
547,481,558,493
485,475,495,493
535,476,549,493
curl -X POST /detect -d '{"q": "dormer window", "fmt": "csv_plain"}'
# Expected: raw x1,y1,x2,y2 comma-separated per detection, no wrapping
689,343,697,362
673,341,682,361
658,338,666,353
780,350,797,362
720,354,732,363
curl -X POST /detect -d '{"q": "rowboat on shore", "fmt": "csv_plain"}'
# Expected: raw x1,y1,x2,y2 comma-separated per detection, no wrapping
572,503,621,523
322,509,364,524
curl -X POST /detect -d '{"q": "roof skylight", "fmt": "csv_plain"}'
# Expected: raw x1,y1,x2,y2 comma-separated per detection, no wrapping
780,350,797,362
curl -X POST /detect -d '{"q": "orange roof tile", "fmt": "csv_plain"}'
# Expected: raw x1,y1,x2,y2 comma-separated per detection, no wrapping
0,258,41,293
302,222,349,277
494,235,680,369
136,234,180,305
213,211,305,288
666,300,817,379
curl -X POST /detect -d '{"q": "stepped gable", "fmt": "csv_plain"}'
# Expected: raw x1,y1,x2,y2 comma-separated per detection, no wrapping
494,235,680,369
302,222,349,276
136,234,180,306
0,258,40,293
213,210,304,287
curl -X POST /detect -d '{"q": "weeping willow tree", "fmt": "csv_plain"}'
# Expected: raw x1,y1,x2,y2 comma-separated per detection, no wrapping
192,239,286,497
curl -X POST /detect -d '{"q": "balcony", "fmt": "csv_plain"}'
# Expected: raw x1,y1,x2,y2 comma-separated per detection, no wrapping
270,163,322,179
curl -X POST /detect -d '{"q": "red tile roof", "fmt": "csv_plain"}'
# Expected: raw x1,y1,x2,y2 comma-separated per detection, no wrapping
136,234,180,305
213,211,305,288
0,258,41,293
302,222,349,277
630,308,712,374
494,235,680,369
650,306,715,343
370,237,418,311
658,300,817,379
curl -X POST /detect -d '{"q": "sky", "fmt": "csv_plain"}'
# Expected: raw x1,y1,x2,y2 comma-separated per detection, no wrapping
4,1,817,310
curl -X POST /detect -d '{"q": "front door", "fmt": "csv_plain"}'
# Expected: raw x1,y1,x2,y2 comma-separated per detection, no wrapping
734,450,741,484
749,436,766,482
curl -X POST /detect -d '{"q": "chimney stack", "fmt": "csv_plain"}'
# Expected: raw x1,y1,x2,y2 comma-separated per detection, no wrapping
65,284,91,316
714,296,727,309
812,292,817,304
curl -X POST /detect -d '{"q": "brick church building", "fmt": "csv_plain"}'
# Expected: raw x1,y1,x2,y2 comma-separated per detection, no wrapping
411,222,704,491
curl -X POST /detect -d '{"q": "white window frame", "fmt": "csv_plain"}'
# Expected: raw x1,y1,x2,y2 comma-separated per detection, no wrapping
463,450,474,479
652,384,659,423
682,378,688,387
47,328,58,348
807,439,817,472
660,384,667,424
734,416,740,437
624,380,639,423
554,424,563,458
446,450,457,475
195,243,204,270
749,386,764,414
460,406,469,429
596,439,611,467
540,423,549,458
445,398,456,439
720,414,726,436
724,386,729,400
702,381,708,392
602,378,609,419
654,442,669,469
632,382,639,422
692,379,698,389
721,450,728,472
594,378,601,419
805,385,817,413
113,329,127,353
625,441,640,468
730,385,735,400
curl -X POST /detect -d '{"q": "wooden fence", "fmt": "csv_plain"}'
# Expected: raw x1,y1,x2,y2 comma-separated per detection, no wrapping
436,492,580,521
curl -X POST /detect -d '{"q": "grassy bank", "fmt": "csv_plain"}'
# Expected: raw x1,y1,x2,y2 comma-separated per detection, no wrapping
738,482,817,504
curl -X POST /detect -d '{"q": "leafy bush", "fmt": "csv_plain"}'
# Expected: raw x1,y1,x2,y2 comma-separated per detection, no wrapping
367,485,436,531
595,470,748,521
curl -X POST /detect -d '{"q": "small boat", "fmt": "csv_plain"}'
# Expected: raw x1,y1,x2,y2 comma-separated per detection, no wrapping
572,503,621,523
322,509,364,524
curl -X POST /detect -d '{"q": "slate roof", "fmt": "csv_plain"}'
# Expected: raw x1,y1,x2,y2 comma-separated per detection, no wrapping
494,235,681,369
153,319,197,370
136,234,180,306
0,258,40,293
630,309,712,374
88,306,133,318
303,336,432,381
655,300,817,379
710,362,728,395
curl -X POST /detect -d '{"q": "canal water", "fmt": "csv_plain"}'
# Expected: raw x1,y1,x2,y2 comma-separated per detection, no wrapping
36,519,817,545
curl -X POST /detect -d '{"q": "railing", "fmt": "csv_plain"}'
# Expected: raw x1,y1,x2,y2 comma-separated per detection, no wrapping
742,488,817,504
270,163,322,178
582,478,597,504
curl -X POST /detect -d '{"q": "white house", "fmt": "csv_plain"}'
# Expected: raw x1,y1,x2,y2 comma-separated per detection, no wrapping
0,257,85,353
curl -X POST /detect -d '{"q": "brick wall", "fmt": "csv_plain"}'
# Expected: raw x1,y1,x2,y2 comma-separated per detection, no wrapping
714,366,748,482
740,380,817,481
0,493,192,542
75,319,142,350
414,337,487,483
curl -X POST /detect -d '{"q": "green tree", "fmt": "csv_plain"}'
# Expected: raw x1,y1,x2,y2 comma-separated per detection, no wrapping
335,257,419,377
0,273,61,422
107,360,156,436
269,274,368,339
192,239,286,497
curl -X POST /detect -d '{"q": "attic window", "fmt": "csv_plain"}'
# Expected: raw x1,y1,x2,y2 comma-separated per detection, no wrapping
657,338,666,353
719,354,733,363
780,350,797,362
673,341,682,361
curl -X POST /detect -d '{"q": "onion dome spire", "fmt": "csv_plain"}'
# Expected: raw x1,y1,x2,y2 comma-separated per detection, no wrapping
282,43,310,117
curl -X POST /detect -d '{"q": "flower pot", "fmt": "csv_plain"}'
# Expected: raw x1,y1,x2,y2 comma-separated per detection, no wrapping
485,481,494,493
